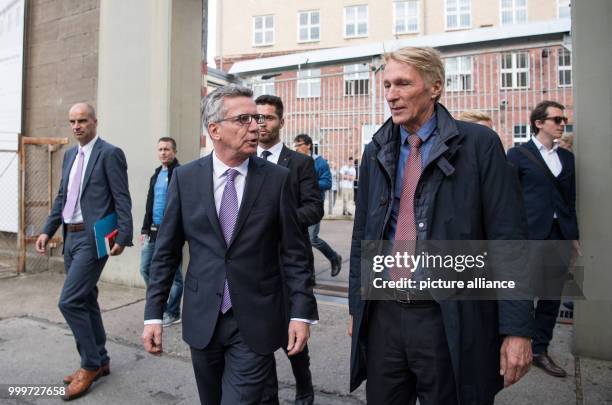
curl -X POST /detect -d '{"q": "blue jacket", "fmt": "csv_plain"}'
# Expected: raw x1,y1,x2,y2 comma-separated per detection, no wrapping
313,155,332,200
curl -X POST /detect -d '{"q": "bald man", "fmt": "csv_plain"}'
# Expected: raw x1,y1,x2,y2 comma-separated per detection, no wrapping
36,103,133,400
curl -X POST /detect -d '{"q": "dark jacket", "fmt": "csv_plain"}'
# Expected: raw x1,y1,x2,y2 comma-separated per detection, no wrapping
278,145,323,230
144,155,318,354
43,138,133,253
141,159,180,235
507,140,578,240
349,104,533,404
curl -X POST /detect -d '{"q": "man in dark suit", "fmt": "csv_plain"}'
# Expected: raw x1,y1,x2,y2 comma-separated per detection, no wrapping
255,94,323,405
142,85,318,405
35,103,133,400
507,100,581,378
349,47,533,405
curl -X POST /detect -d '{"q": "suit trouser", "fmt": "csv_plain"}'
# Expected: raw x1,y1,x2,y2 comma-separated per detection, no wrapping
366,300,458,405
190,309,275,405
533,220,571,354
260,344,313,404
59,230,108,370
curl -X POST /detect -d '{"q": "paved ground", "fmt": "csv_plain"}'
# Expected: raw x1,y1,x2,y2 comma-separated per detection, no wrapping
0,220,610,404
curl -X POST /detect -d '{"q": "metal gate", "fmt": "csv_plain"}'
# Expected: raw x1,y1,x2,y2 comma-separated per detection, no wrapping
18,137,69,274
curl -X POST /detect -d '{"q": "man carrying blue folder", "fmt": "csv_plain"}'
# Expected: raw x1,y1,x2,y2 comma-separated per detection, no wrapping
35,103,133,400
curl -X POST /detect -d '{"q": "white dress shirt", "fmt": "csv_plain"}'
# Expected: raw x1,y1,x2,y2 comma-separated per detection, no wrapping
532,136,562,177
532,136,563,218
64,136,99,224
256,141,284,164
145,151,315,325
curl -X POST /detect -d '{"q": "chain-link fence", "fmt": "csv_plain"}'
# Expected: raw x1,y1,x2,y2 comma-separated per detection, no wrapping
0,148,19,279
19,137,68,275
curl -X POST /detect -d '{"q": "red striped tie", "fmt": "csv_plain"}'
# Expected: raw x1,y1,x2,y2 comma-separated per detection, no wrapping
390,134,422,281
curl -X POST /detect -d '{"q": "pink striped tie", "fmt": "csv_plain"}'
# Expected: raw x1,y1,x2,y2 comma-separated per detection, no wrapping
390,134,422,281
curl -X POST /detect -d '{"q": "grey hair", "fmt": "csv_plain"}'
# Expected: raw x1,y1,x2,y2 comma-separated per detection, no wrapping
202,84,253,127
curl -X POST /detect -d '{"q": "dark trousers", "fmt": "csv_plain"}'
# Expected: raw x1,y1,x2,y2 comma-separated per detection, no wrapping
260,345,313,404
366,300,458,405
308,222,338,262
190,310,275,405
59,230,108,370
533,220,570,354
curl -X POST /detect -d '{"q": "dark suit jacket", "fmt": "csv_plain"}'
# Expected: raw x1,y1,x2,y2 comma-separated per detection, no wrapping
144,154,318,355
507,139,579,240
277,145,323,230
42,138,133,254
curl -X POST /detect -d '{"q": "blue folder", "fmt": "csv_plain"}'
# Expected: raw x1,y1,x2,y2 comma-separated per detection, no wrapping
94,213,117,258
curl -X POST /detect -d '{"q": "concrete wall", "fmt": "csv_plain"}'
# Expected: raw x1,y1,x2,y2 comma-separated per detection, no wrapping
217,0,562,60
97,0,202,287
572,0,612,360
25,0,100,140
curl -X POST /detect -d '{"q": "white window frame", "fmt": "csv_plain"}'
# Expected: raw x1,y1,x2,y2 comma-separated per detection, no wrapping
297,69,321,98
445,0,471,30
500,52,530,90
344,5,368,38
297,10,320,43
444,56,473,92
558,48,572,87
251,79,276,98
252,15,274,46
393,0,420,35
557,0,570,19
344,64,370,96
500,0,528,25
513,124,529,146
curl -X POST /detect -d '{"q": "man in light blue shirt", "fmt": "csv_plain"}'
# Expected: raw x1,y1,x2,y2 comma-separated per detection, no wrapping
140,137,182,327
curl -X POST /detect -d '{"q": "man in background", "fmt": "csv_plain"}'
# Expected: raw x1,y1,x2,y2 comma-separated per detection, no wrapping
256,94,322,405
294,134,342,278
36,103,133,400
140,137,182,327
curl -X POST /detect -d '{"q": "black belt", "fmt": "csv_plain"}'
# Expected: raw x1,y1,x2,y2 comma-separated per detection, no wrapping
149,224,160,241
381,288,436,305
65,223,85,232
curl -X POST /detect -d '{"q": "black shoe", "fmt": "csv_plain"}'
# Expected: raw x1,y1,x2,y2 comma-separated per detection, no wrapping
532,353,567,377
331,255,342,277
295,393,314,405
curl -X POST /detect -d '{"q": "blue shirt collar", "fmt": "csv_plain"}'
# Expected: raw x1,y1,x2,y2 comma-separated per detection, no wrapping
399,113,437,145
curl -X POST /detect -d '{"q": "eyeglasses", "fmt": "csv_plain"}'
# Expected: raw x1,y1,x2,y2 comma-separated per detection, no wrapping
543,116,568,125
293,142,306,148
217,114,265,125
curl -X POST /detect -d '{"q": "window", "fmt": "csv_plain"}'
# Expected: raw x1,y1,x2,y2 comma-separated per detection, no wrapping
500,0,527,25
394,1,419,34
297,69,320,98
298,10,320,42
252,81,275,98
253,15,274,46
513,124,529,146
344,64,370,96
558,49,572,87
344,5,368,38
558,0,570,19
500,52,530,89
445,0,471,30
445,56,473,91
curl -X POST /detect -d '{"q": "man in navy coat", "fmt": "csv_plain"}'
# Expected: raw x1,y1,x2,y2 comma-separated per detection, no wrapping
36,103,133,400
507,100,580,378
348,47,533,405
